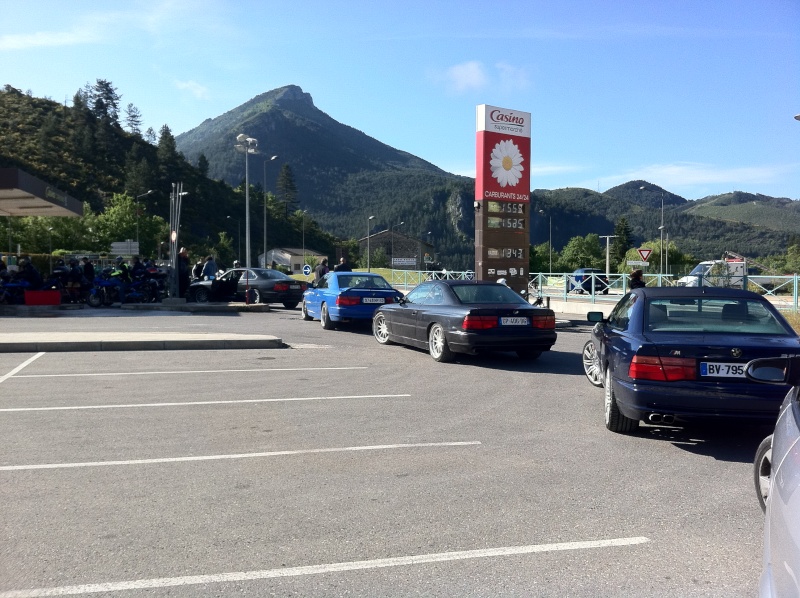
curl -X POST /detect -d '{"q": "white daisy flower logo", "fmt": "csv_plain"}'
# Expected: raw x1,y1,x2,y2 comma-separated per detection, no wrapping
489,139,524,187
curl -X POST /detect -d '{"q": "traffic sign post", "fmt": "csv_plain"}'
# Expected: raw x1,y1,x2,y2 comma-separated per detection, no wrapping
302,264,312,277
637,248,653,262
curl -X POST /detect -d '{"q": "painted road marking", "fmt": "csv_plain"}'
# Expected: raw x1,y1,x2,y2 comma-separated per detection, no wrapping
0,441,481,471
0,394,411,412
10,366,366,379
0,352,45,385
0,536,650,597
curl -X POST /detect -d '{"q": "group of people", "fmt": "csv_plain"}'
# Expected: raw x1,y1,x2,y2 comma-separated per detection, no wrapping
313,257,352,282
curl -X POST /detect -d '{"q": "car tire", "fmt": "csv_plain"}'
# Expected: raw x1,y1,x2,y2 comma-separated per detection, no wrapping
320,303,334,330
582,340,604,387
754,434,773,513
301,300,313,321
373,312,394,345
250,289,262,304
194,288,210,303
428,323,453,362
283,302,298,310
516,349,542,360
604,368,638,433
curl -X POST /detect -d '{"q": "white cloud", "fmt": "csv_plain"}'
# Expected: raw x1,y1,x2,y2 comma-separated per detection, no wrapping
443,61,489,92
174,80,210,99
0,26,104,50
597,162,793,191
495,62,530,91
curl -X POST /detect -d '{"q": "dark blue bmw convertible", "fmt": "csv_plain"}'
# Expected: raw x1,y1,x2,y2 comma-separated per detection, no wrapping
583,287,800,434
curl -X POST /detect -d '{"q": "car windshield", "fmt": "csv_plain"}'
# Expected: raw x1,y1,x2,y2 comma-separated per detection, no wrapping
337,275,393,289
645,297,792,335
451,284,528,305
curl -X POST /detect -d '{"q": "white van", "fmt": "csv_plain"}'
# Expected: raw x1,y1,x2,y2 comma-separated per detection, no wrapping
676,259,746,288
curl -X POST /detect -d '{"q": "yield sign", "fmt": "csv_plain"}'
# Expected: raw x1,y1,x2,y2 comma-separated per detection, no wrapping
637,248,653,261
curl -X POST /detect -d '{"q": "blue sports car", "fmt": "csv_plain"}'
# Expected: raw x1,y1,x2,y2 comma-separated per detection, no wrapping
301,272,403,330
583,287,800,433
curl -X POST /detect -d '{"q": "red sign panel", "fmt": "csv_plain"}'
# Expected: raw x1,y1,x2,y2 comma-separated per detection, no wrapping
637,248,653,261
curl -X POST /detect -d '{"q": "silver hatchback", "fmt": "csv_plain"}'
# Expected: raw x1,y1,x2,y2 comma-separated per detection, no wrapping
747,356,800,597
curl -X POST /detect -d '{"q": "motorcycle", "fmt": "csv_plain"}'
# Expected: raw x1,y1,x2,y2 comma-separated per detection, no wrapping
87,267,156,307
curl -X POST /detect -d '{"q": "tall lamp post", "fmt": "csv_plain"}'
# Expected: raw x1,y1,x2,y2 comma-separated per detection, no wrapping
367,215,375,272
301,209,308,270
262,155,278,267
599,235,618,278
227,216,241,262
169,183,188,299
391,221,405,270
234,134,258,268
47,227,53,273
134,190,153,246
538,210,552,273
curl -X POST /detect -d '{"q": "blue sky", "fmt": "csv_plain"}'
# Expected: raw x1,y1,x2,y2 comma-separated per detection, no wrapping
2,0,799,200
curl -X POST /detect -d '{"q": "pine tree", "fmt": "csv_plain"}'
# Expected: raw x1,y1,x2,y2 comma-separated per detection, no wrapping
124,103,143,136
611,217,633,270
92,79,121,125
277,164,298,216
197,153,209,178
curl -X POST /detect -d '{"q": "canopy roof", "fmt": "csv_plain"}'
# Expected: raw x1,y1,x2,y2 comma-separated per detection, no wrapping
0,168,82,217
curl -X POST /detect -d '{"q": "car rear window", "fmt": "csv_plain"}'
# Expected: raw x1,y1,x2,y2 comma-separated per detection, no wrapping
646,298,793,335
451,284,528,305
337,275,393,289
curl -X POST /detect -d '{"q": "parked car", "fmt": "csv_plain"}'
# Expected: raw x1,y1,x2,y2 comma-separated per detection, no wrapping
569,267,609,294
582,287,800,433
301,271,403,329
372,280,557,362
187,268,306,308
746,356,800,597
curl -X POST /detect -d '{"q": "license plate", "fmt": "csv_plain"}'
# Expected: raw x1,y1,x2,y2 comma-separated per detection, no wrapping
700,362,745,377
289,285,300,290
362,297,384,304
501,317,529,326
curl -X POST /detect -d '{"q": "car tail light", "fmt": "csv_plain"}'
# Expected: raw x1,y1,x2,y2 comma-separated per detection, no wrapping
384,296,397,303
531,314,555,329
462,315,498,330
273,282,289,291
336,296,361,306
629,355,696,381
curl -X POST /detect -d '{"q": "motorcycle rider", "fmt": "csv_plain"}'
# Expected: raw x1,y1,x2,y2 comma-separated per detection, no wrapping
13,256,43,290
110,256,131,303
131,256,146,279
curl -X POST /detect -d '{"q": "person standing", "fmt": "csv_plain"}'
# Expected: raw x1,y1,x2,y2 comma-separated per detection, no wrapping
178,247,190,298
201,255,219,280
630,269,646,289
333,257,352,272
313,258,329,283
81,257,95,282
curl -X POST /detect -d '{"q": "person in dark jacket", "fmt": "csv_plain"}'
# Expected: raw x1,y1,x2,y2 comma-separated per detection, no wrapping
178,247,190,297
629,269,646,289
313,258,329,282
81,257,95,282
333,257,352,272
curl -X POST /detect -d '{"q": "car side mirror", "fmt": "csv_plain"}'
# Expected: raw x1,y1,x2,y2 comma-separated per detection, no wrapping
587,311,605,323
746,356,800,385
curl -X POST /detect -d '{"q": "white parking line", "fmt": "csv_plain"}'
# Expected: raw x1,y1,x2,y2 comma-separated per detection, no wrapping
11,366,366,379
0,352,45,385
0,394,411,412
0,536,650,597
0,441,481,471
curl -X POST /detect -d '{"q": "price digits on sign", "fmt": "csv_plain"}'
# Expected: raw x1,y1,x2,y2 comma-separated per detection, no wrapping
487,201,525,215
488,217,525,229
488,247,524,259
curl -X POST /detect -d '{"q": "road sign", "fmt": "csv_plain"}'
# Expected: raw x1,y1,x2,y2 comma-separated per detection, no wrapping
637,248,653,261
302,264,312,276
465,270,475,280
627,260,650,266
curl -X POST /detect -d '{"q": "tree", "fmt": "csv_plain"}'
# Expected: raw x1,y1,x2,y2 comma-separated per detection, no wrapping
610,217,633,270
559,234,604,272
92,79,121,125
124,103,143,136
276,164,298,216
197,153,209,178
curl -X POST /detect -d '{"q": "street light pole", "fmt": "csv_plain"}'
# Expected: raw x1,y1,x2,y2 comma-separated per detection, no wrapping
234,134,259,268
391,221,405,270
367,215,375,272
659,193,665,277
599,235,618,277
262,155,278,267
134,190,153,247
47,227,53,273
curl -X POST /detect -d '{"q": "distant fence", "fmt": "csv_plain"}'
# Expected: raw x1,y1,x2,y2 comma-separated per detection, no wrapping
383,269,800,313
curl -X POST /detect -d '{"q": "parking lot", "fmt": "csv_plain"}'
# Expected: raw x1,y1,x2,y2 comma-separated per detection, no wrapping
0,309,770,596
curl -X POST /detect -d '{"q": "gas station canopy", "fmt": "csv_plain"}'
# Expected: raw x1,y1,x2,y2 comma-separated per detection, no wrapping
0,168,83,218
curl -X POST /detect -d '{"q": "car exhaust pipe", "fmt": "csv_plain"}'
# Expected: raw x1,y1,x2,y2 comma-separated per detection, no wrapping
661,414,675,424
648,413,662,423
